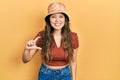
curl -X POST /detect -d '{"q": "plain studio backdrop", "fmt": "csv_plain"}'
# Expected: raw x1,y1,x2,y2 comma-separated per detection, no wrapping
0,0,120,80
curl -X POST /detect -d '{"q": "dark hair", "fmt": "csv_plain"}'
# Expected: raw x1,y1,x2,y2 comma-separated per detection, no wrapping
40,13,73,64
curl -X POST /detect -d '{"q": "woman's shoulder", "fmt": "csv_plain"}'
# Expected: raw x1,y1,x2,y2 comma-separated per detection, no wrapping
71,32,78,37
34,31,44,47
36,31,44,36
34,30,44,39
71,32,79,49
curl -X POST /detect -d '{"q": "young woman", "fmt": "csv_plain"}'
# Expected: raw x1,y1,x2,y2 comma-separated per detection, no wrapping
22,2,79,80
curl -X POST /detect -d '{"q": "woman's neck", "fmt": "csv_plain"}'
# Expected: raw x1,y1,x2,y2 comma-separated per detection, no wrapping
53,29,61,36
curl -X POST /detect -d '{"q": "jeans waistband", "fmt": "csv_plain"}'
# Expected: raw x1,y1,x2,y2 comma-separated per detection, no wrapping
41,63,70,72
38,64,72,80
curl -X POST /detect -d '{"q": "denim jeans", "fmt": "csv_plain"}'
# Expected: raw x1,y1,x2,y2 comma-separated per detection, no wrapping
38,64,72,80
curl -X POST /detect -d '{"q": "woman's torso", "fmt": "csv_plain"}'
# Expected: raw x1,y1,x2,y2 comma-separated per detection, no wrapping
35,31,79,69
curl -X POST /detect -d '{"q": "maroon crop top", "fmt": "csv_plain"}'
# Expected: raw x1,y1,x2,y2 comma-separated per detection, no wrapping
35,31,79,66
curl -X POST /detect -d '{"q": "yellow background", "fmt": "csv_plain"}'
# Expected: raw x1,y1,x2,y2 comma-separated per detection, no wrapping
0,0,120,80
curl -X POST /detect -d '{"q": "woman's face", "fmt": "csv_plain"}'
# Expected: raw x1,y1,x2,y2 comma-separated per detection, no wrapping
50,13,65,30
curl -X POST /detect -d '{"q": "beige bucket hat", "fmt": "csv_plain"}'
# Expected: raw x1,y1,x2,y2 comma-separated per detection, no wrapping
45,2,69,22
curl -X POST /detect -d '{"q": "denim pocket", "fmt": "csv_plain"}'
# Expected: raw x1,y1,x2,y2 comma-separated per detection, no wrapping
61,67,71,76
39,65,53,75
38,66,52,80
60,67,72,80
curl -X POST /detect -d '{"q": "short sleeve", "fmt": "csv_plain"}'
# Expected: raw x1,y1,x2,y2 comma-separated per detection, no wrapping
34,31,43,47
71,32,79,49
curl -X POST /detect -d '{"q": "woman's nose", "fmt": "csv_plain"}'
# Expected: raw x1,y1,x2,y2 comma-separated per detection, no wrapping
55,17,60,22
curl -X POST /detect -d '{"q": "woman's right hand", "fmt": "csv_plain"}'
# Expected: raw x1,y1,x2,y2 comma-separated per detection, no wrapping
25,37,42,50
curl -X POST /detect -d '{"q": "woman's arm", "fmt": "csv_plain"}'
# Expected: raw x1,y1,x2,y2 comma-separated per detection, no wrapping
71,48,78,80
22,37,41,63
22,48,38,63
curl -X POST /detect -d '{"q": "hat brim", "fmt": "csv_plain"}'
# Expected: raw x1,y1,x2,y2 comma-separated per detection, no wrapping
45,12,69,22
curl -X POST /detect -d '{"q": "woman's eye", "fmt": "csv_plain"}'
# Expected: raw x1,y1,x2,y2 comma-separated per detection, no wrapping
50,14,64,19
59,15,64,18
51,15,56,18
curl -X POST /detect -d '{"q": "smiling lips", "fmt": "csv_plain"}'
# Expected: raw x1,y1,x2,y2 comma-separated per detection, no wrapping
54,23,62,26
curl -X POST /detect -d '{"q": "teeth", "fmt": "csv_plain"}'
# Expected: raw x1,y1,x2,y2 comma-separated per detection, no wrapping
55,23,61,26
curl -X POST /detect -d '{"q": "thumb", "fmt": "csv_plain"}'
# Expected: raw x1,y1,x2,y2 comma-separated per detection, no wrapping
35,46,42,50
25,46,42,50
34,36,41,42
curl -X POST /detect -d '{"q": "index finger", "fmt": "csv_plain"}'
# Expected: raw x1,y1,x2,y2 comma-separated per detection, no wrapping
33,36,41,42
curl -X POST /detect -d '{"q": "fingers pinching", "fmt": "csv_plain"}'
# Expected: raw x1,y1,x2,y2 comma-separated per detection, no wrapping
25,36,41,50
27,40,34,47
33,36,41,43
